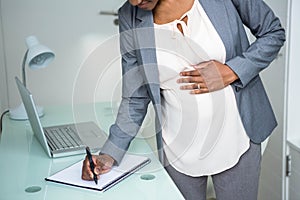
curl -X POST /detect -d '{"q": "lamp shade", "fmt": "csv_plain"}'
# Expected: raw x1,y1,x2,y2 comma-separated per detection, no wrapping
9,35,55,120
25,35,55,69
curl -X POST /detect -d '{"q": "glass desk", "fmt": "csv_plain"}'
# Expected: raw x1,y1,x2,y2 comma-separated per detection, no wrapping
0,102,184,200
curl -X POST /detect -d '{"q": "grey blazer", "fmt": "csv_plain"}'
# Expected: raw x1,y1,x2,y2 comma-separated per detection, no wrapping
101,0,285,164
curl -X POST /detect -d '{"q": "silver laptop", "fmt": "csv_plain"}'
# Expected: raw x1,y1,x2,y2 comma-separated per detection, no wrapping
15,76,107,158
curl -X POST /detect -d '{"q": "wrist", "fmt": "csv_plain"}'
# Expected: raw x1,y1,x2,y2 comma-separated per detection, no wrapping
224,64,239,85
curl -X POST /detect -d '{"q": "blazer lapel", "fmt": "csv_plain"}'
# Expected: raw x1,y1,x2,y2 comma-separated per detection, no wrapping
135,9,164,163
134,9,161,103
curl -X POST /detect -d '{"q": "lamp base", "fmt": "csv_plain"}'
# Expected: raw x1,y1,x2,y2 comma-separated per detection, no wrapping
9,103,44,120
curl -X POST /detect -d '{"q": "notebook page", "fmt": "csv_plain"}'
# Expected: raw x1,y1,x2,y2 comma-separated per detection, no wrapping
45,154,150,191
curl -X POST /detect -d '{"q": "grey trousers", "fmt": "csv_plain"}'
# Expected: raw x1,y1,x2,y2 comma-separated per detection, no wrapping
164,142,261,200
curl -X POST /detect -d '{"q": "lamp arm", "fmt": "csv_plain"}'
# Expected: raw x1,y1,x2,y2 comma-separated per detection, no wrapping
22,50,29,87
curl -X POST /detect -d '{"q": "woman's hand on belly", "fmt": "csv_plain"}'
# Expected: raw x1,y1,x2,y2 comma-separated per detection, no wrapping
177,60,238,94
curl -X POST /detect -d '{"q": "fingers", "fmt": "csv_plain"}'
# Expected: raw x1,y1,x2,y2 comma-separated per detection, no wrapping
81,154,114,181
178,61,227,94
177,71,207,94
179,83,202,90
179,83,209,94
179,61,212,77
190,87,209,94
177,74,203,84
179,69,200,77
82,156,94,180
95,154,114,174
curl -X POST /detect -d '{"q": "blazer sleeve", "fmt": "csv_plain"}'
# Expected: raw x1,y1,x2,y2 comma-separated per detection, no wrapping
100,5,151,165
226,0,285,88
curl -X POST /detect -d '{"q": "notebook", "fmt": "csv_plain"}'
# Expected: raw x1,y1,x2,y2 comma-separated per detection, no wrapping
15,76,106,158
45,154,151,192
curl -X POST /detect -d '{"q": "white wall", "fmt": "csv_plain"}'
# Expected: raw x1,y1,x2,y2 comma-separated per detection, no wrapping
0,0,125,110
258,0,288,199
0,1,8,113
286,0,300,199
286,0,300,141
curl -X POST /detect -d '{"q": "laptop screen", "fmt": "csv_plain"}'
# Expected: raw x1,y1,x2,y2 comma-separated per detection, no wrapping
15,76,52,157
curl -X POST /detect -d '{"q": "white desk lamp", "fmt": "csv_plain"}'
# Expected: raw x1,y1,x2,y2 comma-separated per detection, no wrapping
9,35,55,120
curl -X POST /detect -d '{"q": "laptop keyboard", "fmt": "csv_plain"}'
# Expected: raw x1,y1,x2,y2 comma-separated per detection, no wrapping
44,126,85,151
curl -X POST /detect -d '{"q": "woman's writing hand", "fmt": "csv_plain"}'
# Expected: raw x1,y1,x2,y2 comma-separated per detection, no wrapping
177,60,238,94
81,154,114,181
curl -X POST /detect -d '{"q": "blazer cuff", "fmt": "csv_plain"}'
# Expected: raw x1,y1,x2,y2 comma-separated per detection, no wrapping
226,56,259,88
100,139,127,166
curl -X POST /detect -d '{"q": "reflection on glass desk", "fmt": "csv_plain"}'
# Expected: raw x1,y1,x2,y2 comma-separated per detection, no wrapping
0,102,184,200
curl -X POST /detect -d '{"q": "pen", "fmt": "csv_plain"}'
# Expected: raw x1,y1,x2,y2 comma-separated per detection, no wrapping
85,146,98,185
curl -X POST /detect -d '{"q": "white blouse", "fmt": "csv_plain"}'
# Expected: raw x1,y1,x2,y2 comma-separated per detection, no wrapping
154,0,250,176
